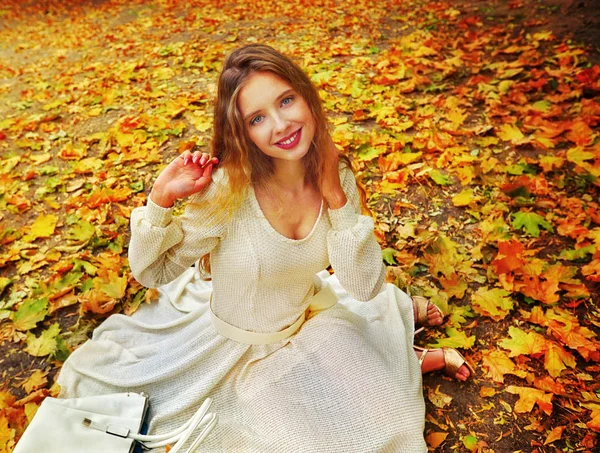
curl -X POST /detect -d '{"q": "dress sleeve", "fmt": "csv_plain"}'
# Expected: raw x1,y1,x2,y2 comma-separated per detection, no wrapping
128,170,228,288
327,164,386,301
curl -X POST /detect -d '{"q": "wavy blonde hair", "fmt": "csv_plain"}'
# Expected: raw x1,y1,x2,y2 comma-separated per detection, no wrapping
200,44,368,274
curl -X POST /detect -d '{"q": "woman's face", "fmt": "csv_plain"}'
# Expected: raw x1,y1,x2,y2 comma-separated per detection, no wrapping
237,71,315,164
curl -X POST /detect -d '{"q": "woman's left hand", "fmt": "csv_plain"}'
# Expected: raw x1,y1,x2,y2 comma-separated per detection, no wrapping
322,133,347,210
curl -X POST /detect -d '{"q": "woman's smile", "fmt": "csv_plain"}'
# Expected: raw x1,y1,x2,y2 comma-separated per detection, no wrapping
274,128,302,149
238,71,315,163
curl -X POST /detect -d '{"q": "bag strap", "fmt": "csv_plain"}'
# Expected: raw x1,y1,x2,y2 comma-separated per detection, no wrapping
85,398,217,453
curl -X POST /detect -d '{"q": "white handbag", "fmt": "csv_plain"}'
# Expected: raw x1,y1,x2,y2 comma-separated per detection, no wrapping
13,392,217,453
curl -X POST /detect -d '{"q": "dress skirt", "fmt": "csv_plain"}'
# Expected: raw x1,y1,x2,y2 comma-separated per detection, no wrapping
57,269,427,452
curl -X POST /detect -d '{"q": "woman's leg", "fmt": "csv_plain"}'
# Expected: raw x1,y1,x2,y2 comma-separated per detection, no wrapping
412,297,444,327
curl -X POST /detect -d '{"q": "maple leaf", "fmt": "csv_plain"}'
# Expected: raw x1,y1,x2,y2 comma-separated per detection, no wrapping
22,214,58,242
497,123,530,145
438,273,467,300
506,386,553,415
492,238,524,274
0,415,15,453
24,323,60,357
498,326,547,357
429,327,475,349
451,189,477,207
511,211,553,237
481,350,527,383
581,259,600,282
20,370,48,394
471,287,514,321
544,342,576,378
10,298,49,331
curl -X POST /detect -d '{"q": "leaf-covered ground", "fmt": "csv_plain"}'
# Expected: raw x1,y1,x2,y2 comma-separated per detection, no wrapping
0,0,599,451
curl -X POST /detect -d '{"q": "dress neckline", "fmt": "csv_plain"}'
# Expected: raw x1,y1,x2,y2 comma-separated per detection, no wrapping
249,185,324,243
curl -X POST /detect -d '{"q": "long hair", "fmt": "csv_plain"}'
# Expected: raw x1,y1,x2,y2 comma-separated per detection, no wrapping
199,44,368,275
211,44,331,207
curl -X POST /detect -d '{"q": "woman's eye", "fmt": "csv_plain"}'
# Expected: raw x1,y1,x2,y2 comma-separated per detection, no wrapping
250,115,263,126
281,96,293,106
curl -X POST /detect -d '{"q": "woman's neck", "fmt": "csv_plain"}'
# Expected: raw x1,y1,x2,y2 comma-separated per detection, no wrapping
269,160,307,193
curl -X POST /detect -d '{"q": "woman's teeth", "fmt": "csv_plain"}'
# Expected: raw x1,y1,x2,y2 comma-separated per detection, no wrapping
279,131,298,145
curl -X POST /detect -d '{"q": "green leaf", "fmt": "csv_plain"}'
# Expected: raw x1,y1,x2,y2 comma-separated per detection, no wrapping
382,248,397,265
430,327,475,349
511,212,553,237
429,169,452,186
25,323,60,357
559,245,595,261
462,434,478,451
11,298,49,331
73,259,98,276
66,221,95,242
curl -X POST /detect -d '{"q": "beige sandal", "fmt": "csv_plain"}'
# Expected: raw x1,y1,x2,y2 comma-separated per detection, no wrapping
413,296,444,328
414,346,475,380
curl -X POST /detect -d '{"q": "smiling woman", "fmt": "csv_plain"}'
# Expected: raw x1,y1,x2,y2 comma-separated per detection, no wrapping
53,44,471,453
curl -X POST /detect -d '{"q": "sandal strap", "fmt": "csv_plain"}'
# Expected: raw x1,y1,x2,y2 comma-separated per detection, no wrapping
442,348,475,378
412,296,430,326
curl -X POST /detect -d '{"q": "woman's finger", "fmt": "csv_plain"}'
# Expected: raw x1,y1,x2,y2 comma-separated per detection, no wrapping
179,150,192,166
191,150,203,165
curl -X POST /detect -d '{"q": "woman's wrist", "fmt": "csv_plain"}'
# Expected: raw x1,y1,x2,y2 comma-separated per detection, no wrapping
150,186,176,208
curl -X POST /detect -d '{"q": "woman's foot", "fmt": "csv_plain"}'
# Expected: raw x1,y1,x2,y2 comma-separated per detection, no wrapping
414,347,473,381
412,296,444,328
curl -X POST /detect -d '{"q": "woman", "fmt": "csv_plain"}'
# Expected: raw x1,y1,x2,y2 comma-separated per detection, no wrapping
57,44,472,452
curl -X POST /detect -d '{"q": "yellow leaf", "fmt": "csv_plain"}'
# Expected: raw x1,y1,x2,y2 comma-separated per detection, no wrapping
0,415,16,452
471,287,514,321
446,108,467,127
498,326,547,357
24,402,39,424
497,124,529,145
480,387,496,398
544,343,576,378
427,386,453,408
20,370,48,394
97,271,127,299
481,350,527,383
24,323,60,357
566,146,595,165
452,189,475,207
24,214,58,242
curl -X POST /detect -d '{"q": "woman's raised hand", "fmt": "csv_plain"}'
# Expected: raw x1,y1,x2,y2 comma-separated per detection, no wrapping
150,151,219,208
322,133,347,210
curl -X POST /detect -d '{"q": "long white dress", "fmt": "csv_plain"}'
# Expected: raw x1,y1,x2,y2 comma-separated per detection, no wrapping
56,165,427,452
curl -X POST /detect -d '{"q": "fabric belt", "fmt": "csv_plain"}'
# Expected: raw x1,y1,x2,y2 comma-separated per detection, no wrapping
210,284,338,345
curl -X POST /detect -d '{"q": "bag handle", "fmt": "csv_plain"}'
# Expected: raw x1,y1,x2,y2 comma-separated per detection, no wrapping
85,398,217,453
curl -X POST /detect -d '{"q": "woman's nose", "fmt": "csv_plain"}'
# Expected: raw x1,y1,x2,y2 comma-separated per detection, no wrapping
272,113,290,134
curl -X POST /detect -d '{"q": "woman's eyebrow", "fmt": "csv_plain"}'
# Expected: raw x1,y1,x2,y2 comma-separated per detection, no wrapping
243,88,295,121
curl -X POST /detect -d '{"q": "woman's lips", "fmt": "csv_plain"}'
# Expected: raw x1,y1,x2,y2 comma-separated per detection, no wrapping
275,128,302,150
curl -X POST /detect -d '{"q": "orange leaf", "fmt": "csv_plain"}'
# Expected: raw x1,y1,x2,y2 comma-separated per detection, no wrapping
438,273,467,300
492,239,524,274
425,432,448,448
506,386,553,415
544,343,576,378
481,350,527,383
543,426,565,445
565,121,594,146
582,259,600,282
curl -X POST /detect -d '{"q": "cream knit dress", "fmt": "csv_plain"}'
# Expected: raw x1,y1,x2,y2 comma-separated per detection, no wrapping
57,165,427,452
